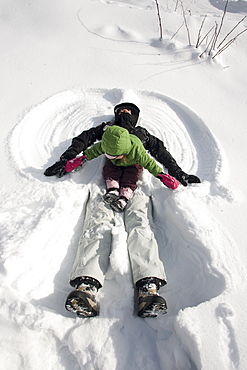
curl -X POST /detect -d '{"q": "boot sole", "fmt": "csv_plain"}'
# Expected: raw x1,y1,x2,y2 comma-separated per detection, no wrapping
103,194,119,205
138,295,167,318
65,290,99,317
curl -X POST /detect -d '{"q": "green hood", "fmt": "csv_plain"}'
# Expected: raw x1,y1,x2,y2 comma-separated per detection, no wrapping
101,126,132,156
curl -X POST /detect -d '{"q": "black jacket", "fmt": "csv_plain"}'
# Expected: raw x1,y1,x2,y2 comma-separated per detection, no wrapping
61,104,182,176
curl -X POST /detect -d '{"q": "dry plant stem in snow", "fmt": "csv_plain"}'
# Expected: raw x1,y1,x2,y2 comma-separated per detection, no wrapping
212,28,247,59
179,0,191,46
174,0,179,12
217,15,247,48
196,15,207,48
196,25,215,48
154,0,246,60
196,0,246,59
209,23,219,54
199,27,217,57
171,22,185,40
214,0,229,48
154,0,163,39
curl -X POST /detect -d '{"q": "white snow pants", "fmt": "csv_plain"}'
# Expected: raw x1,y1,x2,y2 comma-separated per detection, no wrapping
69,190,167,287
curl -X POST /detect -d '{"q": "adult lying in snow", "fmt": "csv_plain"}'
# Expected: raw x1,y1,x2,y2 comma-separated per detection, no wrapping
61,124,172,316
44,102,201,190
44,104,200,317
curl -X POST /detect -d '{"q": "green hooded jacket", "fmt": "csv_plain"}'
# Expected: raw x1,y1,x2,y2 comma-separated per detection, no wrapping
85,126,163,177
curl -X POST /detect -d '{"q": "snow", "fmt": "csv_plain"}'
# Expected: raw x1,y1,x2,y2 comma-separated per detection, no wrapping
1,0,247,368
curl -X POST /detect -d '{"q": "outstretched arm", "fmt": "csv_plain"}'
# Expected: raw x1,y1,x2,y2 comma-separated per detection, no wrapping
61,123,106,160
142,128,201,186
44,123,106,177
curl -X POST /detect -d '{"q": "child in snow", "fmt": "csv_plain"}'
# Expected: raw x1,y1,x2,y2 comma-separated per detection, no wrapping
83,124,173,212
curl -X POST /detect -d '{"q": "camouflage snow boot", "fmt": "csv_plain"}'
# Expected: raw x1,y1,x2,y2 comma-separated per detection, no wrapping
137,279,167,318
65,282,99,318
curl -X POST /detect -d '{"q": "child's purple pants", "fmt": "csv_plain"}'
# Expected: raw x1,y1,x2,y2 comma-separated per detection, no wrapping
103,159,143,191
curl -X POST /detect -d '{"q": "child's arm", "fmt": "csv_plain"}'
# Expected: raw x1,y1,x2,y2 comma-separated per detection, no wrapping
84,142,104,160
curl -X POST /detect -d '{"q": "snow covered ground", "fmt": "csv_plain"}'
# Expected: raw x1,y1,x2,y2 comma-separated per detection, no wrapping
1,0,247,369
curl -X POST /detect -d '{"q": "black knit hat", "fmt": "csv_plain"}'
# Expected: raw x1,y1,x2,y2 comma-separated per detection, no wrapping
114,102,140,117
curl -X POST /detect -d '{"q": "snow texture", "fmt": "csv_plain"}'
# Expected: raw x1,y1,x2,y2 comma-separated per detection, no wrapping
1,0,247,369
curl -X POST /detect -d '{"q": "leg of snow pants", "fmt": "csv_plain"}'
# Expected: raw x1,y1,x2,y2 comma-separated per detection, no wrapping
124,192,167,286
69,191,115,287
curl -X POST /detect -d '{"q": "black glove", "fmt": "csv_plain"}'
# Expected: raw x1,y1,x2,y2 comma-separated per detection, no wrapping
44,158,67,178
173,170,201,187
